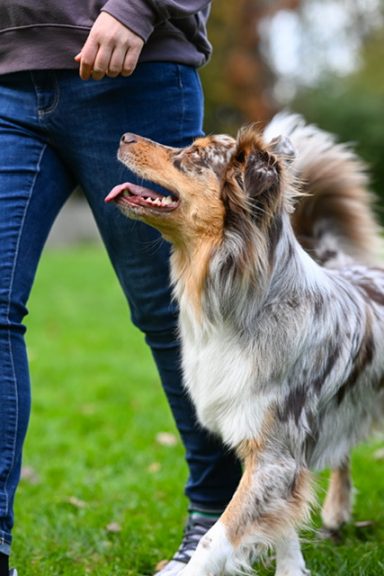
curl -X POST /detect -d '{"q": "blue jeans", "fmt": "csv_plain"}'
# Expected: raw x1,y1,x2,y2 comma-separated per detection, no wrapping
0,65,242,554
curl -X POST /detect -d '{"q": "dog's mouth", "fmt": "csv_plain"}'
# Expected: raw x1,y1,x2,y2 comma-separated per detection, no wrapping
105,182,179,212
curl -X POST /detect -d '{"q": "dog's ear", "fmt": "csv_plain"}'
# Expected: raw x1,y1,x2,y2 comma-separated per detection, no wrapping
243,148,280,199
269,135,295,164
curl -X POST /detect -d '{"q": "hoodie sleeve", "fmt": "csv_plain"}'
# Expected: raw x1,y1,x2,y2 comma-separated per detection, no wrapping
101,0,211,42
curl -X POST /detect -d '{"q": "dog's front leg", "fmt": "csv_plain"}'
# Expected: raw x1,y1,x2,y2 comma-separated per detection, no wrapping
180,520,234,576
182,441,313,576
274,528,310,576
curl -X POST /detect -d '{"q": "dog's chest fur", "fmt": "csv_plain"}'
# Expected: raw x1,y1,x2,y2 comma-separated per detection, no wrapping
180,318,272,446
178,267,384,469
178,297,310,449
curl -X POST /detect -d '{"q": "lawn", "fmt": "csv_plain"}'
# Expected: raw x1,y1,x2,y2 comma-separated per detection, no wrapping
12,246,384,575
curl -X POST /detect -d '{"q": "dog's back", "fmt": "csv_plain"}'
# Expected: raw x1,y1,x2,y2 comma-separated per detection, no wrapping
264,115,384,462
264,113,382,268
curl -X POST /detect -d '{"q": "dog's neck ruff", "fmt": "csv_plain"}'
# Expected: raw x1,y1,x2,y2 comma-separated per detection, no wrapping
175,211,327,447
174,203,384,461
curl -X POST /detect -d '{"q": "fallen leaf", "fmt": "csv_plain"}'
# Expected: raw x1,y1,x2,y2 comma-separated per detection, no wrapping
148,462,161,473
21,466,40,485
81,403,97,416
373,447,384,460
354,520,374,529
67,496,87,509
155,560,169,572
106,522,122,533
156,432,178,446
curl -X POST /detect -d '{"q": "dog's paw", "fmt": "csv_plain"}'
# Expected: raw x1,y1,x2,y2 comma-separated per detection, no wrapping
180,567,211,576
275,569,310,576
317,526,343,544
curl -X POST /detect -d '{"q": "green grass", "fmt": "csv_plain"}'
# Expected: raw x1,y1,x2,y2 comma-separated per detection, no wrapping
13,246,384,575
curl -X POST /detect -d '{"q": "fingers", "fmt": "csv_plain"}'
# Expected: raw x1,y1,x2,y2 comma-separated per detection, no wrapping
90,45,114,80
75,12,144,81
121,45,142,77
106,46,126,77
76,44,142,80
107,45,141,78
77,42,102,80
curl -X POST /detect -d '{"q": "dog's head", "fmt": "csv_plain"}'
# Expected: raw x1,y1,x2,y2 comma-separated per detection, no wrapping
105,126,295,247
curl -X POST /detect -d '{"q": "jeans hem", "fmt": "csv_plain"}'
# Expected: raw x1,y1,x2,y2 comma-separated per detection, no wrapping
0,535,11,555
188,502,225,515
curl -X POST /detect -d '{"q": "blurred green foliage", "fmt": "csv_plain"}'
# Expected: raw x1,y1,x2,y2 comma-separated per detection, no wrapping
200,2,246,135
292,30,384,213
201,2,384,216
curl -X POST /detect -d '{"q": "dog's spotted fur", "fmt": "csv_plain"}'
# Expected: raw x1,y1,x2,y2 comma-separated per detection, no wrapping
108,114,384,575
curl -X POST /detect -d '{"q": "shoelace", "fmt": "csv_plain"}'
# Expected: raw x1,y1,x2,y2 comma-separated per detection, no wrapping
173,516,217,564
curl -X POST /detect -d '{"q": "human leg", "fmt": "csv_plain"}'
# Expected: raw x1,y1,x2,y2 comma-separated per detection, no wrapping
0,72,75,560
44,66,242,511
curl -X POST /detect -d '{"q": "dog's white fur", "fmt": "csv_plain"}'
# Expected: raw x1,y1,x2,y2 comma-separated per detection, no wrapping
108,114,384,575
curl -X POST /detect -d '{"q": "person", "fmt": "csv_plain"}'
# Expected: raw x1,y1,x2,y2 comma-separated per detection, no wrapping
0,2,243,575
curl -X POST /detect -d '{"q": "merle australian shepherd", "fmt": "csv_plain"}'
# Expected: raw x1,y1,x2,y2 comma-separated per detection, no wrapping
106,114,384,576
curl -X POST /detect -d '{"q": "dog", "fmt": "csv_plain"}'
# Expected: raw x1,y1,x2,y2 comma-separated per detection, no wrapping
106,114,384,576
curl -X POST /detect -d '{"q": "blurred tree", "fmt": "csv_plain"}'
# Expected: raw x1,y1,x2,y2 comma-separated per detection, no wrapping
201,0,301,134
202,0,384,213
291,23,384,208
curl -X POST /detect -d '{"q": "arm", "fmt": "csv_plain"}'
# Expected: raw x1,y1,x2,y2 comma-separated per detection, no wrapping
75,1,211,81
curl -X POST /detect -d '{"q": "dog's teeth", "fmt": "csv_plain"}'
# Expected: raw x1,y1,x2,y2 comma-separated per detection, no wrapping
142,194,176,207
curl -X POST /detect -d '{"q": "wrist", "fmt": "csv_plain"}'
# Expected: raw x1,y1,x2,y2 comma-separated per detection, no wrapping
101,0,158,42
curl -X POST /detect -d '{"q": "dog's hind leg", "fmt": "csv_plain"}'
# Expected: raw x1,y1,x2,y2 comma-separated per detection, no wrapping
321,458,353,533
181,441,313,576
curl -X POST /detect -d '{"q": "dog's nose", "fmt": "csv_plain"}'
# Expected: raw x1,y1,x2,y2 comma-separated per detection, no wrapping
120,133,137,145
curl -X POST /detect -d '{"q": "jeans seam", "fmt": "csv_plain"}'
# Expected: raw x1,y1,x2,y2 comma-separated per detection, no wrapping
176,65,186,145
1,143,47,516
30,71,60,118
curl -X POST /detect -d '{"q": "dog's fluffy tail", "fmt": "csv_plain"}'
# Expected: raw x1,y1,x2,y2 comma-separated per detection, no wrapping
264,113,382,267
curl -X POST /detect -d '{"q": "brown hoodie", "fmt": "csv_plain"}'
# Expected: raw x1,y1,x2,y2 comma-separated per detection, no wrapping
0,0,212,74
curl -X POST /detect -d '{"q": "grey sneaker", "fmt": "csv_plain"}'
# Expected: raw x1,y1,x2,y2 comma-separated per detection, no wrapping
155,515,218,576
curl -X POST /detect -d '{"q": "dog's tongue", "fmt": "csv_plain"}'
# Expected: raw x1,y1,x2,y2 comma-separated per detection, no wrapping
105,183,128,203
105,182,151,203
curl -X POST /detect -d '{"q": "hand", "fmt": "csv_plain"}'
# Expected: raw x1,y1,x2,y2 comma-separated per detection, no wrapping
75,12,144,80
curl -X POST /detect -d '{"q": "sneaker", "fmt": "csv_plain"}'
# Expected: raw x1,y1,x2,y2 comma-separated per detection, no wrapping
9,570,17,576
155,514,218,576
